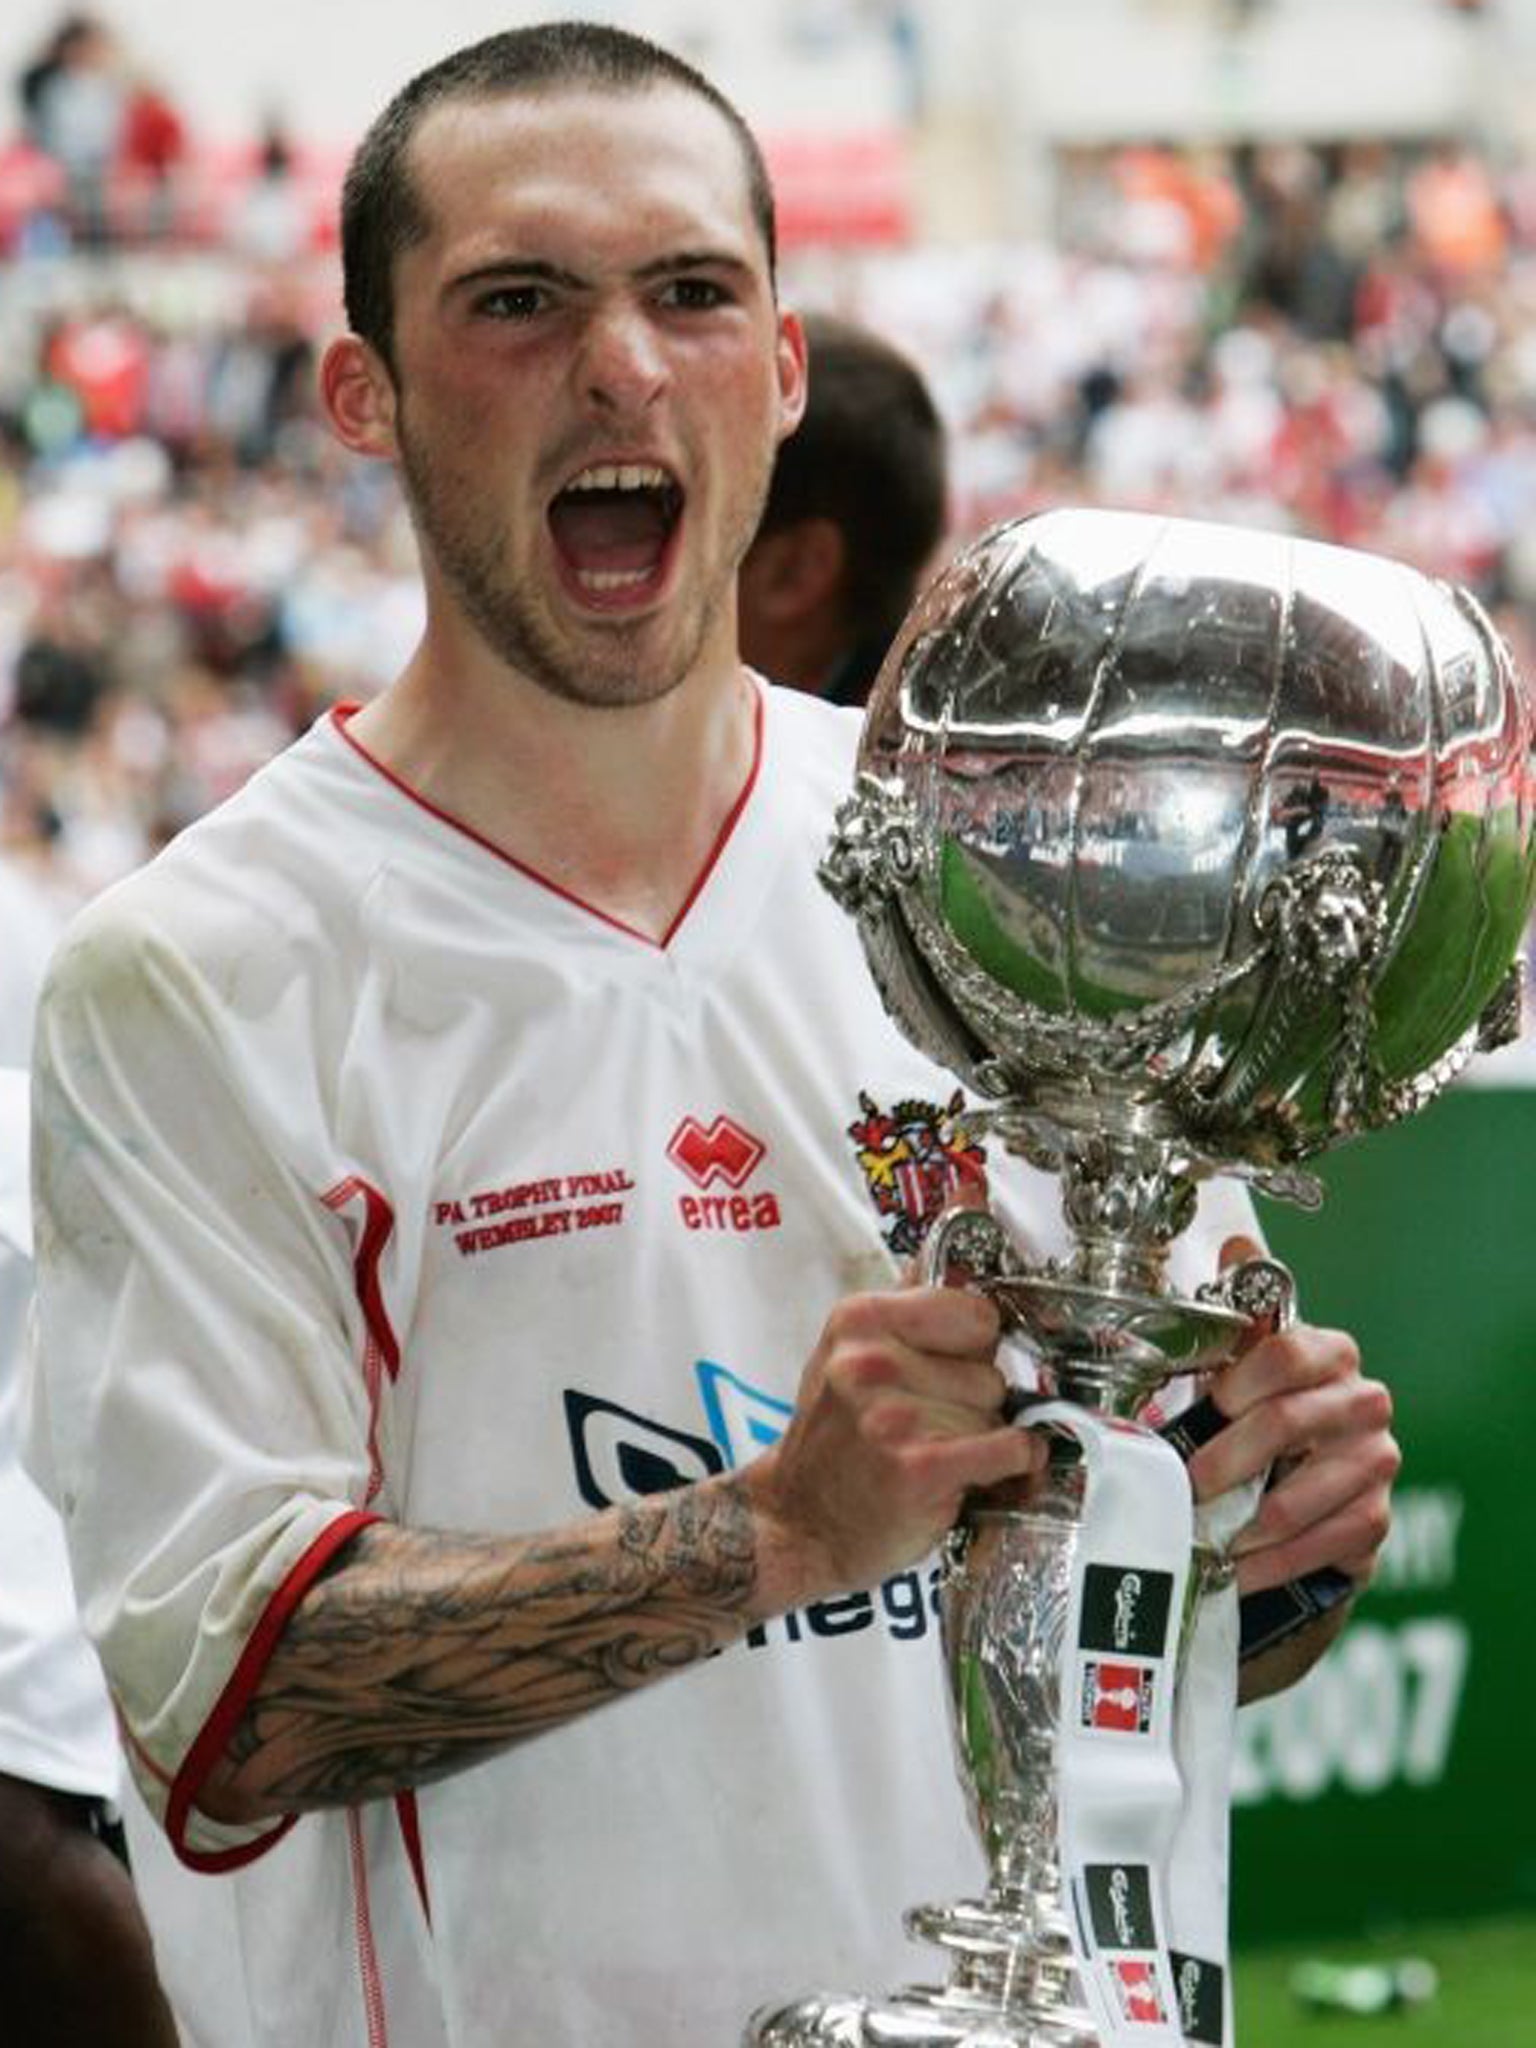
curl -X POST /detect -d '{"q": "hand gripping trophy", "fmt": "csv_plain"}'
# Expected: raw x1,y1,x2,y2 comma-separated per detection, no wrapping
748,510,1536,2048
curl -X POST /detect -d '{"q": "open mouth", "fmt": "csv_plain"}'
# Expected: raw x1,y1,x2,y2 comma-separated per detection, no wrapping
547,462,685,606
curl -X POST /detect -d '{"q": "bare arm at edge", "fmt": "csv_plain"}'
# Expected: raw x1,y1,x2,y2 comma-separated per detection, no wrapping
1236,1596,1352,1706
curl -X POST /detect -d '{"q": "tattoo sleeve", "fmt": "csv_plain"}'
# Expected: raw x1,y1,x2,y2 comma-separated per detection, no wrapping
202,1476,760,1821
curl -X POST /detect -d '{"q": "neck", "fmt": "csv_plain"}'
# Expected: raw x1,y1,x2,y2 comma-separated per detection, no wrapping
347,619,758,944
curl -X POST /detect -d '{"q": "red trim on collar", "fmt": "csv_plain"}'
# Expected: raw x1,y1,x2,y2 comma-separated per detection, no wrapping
328,689,764,953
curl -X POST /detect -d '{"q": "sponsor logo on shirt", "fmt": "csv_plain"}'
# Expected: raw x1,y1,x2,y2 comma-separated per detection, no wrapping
1080,1658,1155,1735
1078,1565,1175,1661
846,1089,987,1257
561,1361,938,1652
667,1114,782,1233
564,1390,724,1509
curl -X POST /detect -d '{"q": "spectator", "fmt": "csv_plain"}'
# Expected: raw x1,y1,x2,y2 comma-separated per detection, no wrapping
738,313,946,702
22,14,125,247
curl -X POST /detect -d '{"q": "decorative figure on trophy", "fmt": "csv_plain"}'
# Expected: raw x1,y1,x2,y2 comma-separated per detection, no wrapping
748,509,1535,2048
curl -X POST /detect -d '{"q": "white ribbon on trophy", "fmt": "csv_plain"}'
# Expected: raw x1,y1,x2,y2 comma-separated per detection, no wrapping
1044,1405,1262,2046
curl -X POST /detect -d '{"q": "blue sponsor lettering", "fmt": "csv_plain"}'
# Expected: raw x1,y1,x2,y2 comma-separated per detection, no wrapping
745,1567,942,1653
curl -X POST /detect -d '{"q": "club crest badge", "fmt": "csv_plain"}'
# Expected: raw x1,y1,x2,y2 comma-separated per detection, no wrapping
847,1089,988,1256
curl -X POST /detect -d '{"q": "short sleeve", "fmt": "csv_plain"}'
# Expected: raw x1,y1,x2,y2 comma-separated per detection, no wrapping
28,894,380,1866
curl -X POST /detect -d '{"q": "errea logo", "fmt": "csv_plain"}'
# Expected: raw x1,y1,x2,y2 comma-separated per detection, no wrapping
666,1114,781,1234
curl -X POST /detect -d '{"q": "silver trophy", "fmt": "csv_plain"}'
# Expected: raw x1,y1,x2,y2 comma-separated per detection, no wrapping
749,509,1536,2047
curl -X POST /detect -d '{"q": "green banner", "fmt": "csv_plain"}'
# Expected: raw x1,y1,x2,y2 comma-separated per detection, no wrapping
1230,1085,1536,1942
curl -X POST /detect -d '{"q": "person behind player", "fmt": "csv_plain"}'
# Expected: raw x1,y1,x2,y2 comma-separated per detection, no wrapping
28,23,1398,2047
0,862,177,2047
738,312,947,704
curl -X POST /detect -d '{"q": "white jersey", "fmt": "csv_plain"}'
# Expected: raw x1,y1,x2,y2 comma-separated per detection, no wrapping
30,683,1255,2048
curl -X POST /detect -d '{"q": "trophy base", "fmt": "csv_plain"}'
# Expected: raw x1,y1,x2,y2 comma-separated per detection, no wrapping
747,1899,1100,2048
746,1985,1097,2048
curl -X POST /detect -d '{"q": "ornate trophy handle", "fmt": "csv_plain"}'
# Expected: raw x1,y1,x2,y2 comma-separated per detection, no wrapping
921,1205,1028,1295
1194,1255,1297,1334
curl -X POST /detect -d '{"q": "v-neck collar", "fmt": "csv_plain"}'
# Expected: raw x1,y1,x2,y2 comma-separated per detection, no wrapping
325,682,777,960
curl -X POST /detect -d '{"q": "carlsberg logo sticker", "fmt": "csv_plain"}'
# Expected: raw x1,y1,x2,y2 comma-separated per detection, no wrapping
1080,1564,1174,1660
1084,1863,1157,1952
1110,1869,1137,1944
1114,1574,1142,1648
1169,1952,1224,2044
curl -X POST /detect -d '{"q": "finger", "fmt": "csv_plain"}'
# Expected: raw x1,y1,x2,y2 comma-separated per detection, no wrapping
863,1392,1025,1457
850,1357,1018,1437
1191,1370,1387,1499
897,1420,1049,1499
837,1285,1002,1359
1211,1323,1360,1423
1233,1488,1391,1595
1230,1433,1401,1561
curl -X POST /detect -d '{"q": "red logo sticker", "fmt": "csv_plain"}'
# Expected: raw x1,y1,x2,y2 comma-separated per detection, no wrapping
1081,1659,1154,1733
1112,1959,1166,2026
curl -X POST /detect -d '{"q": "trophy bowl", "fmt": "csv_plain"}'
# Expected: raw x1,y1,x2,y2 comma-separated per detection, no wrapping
821,506,1534,1382
749,509,1536,2048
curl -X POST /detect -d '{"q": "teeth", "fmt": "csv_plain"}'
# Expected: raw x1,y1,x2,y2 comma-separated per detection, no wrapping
577,568,651,591
565,463,670,493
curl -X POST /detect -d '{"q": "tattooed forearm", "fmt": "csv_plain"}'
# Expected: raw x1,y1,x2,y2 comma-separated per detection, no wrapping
201,1476,760,1822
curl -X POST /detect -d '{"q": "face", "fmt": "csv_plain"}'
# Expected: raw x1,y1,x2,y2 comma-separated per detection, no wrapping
356,84,805,710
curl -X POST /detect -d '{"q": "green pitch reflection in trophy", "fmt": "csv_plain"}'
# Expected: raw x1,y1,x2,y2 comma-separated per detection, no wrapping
747,510,1536,2048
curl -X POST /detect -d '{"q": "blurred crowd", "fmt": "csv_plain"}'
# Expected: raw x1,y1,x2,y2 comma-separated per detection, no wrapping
5,11,1536,908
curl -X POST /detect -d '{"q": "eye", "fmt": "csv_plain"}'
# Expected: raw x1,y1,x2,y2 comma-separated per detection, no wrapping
657,275,731,312
474,283,550,322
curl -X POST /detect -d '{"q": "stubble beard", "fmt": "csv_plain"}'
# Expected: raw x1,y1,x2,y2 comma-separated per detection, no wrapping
396,414,775,713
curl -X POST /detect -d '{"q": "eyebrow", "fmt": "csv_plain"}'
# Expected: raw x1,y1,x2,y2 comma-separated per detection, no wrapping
445,248,757,301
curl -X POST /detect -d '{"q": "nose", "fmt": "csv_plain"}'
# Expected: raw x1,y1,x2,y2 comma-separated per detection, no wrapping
576,298,667,415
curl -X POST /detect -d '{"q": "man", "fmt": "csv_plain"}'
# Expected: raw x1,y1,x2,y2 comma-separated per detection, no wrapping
28,24,1396,2047
738,312,946,703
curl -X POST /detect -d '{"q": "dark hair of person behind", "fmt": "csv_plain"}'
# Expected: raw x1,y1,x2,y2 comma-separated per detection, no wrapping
763,313,946,648
341,19,778,375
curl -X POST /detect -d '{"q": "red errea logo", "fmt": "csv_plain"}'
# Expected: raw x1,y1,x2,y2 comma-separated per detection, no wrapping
667,1116,765,1189
666,1115,780,1233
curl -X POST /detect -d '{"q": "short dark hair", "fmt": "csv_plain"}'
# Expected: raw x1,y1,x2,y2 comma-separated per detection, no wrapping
762,314,947,646
341,20,778,373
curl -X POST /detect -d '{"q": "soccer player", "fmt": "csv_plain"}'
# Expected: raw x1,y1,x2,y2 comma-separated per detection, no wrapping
28,24,1396,2045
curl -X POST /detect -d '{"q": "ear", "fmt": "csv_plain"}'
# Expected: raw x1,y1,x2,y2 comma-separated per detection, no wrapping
773,309,809,443
320,334,400,460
